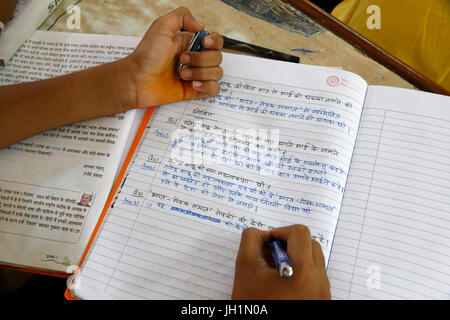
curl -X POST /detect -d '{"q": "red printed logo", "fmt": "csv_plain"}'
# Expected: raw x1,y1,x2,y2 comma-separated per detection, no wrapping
327,76,340,87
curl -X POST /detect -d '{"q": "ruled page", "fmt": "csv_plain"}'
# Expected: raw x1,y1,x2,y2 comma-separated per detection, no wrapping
73,52,368,299
328,86,450,299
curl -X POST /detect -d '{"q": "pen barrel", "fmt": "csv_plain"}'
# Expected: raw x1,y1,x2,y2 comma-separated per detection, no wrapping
222,36,300,63
269,240,293,277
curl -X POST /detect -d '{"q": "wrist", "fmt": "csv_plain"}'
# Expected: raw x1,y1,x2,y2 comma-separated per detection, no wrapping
110,56,138,112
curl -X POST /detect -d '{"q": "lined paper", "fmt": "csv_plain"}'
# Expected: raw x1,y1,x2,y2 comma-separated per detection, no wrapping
328,86,450,299
74,53,368,299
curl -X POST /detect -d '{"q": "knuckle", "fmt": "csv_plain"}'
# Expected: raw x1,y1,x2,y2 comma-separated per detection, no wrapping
152,16,164,26
152,16,170,28
298,266,315,282
241,227,258,239
175,6,189,14
194,68,205,78
217,67,224,79
212,33,224,46
292,224,311,236
188,53,197,65
311,239,321,250
212,83,220,95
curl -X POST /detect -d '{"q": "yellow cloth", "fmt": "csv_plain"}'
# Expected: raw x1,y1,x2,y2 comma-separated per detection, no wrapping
332,0,450,91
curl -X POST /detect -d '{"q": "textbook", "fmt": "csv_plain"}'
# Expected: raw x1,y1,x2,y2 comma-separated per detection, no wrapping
1,31,450,300
0,0,62,66
0,30,146,276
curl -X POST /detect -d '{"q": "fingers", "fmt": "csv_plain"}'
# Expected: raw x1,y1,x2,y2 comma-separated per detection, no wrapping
177,31,223,97
202,32,224,51
269,225,314,270
152,7,204,35
178,32,224,97
236,227,271,267
177,32,224,54
311,239,326,269
179,67,223,81
191,80,220,97
179,33,223,67
180,50,222,68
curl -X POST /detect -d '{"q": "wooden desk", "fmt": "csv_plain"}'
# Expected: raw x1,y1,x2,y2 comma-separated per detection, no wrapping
40,0,420,92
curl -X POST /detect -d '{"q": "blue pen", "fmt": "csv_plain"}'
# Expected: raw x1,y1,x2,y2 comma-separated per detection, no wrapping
177,30,209,77
269,240,293,278
188,30,209,52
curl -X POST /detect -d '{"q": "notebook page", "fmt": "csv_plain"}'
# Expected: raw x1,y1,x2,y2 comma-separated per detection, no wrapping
73,52,367,299
328,86,450,299
0,31,142,272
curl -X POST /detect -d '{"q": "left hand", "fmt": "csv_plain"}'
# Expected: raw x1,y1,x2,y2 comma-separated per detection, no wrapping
123,7,224,108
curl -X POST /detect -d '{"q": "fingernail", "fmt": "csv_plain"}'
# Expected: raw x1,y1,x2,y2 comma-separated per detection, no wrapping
181,54,190,65
204,37,214,47
182,69,192,78
192,81,202,88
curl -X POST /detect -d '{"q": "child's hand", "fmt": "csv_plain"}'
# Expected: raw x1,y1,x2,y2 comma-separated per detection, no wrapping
123,7,224,108
231,225,331,300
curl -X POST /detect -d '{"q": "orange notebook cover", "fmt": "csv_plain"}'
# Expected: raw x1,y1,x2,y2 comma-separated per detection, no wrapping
0,108,154,281
64,107,154,299
0,112,154,281
63,107,155,299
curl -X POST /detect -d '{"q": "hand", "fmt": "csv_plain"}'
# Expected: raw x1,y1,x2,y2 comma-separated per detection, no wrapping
123,7,224,108
231,225,331,300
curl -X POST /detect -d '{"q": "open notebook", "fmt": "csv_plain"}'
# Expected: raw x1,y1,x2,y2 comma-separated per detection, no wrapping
66,35,450,299
0,31,449,299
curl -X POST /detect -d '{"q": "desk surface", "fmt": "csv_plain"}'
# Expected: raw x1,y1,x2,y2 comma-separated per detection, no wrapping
41,0,415,90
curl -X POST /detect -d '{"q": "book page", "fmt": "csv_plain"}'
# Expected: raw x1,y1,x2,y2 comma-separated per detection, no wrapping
73,52,368,299
0,31,142,272
328,86,450,299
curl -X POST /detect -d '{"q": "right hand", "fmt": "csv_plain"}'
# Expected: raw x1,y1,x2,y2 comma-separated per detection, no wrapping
231,225,331,300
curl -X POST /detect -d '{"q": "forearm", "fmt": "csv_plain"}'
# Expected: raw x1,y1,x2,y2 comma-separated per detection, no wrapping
0,57,135,149
0,7,223,149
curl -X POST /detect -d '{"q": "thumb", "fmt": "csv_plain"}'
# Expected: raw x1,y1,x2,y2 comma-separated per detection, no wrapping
153,7,205,35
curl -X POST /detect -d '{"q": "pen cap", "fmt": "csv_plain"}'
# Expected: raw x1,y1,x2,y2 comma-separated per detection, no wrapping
278,262,293,278
188,30,209,52
176,30,209,78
